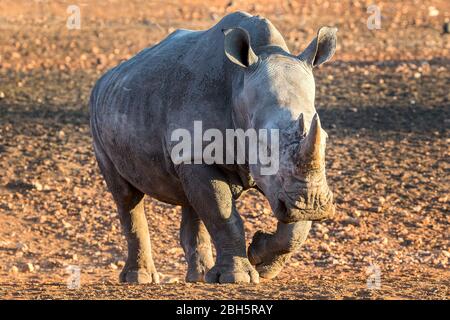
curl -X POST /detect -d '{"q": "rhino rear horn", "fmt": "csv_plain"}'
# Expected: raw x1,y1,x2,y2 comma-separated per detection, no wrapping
299,113,325,167
298,113,306,136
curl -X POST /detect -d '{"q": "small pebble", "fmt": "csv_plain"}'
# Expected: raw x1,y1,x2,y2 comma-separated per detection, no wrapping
33,182,43,191
10,266,19,274
27,263,35,272
109,263,118,270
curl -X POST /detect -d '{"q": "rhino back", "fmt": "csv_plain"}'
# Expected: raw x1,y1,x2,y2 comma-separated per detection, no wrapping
91,11,289,142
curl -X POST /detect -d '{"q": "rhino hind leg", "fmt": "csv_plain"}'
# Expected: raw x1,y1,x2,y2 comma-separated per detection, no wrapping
116,195,160,284
180,206,214,282
94,144,159,284
177,164,259,284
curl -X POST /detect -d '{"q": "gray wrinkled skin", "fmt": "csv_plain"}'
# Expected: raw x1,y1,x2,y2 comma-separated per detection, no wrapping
90,11,337,284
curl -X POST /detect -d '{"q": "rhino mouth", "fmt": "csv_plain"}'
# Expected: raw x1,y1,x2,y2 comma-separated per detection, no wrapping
275,190,335,223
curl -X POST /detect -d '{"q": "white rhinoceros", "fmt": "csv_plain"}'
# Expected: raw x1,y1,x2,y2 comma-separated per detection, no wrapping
90,11,336,284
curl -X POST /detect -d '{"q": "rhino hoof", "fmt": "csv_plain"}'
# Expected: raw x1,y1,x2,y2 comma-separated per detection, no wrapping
185,251,214,283
119,268,160,284
255,253,292,280
186,271,204,283
217,271,258,284
204,259,259,284
255,260,285,280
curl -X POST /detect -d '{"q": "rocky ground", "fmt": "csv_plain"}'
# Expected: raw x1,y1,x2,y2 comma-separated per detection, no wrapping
0,0,449,299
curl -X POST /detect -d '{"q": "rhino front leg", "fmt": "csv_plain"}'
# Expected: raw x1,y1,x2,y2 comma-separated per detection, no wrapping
95,146,159,284
180,206,214,282
177,164,259,284
248,221,311,279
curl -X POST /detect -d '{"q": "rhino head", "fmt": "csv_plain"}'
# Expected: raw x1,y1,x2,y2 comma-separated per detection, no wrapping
224,25,337,223
274,112,336,222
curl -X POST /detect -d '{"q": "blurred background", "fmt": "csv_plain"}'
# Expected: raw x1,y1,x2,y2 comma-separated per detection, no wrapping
0,0,448,299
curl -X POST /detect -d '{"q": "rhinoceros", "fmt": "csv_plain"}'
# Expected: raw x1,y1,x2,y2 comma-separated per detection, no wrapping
89,11,336,284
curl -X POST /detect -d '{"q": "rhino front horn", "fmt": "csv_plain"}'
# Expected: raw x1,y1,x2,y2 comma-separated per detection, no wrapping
299,113,325,167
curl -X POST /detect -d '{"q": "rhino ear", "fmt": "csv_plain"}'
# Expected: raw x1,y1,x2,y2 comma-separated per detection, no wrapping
298,26,337,68
223,28,258,68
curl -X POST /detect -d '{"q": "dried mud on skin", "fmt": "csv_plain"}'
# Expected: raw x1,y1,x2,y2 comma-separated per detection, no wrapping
0,0,449,299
